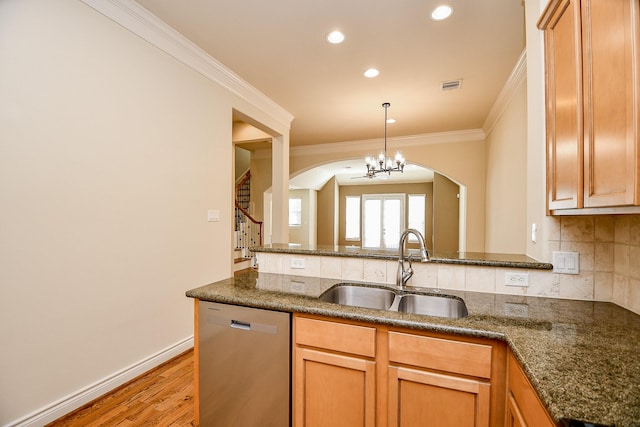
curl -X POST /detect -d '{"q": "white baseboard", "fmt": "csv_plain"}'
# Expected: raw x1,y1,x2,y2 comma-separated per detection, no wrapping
5,336,194,427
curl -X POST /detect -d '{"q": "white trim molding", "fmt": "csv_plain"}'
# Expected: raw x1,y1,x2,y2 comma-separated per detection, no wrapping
287,128,486,159
483,49,527,134
6,337,193,427
80,0,294,131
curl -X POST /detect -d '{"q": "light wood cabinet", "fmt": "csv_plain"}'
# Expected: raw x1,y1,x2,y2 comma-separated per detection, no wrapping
539,0,640,213
387,331,493,427
506,351,556,427
293,314,506,427
294,316,377,427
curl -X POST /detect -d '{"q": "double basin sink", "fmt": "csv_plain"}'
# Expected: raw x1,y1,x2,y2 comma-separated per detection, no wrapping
318,283,468,319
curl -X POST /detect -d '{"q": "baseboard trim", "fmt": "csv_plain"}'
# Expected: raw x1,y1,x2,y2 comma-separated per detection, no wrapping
6,336,194,427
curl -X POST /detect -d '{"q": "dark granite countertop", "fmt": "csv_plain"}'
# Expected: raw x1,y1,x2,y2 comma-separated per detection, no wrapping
186,271,640,427
251,243,554,270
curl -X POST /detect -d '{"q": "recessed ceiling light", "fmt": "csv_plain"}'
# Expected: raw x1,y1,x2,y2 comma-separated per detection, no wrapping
364,68,380,78
431,4,453,21
326,30,345,44
386,118,396,124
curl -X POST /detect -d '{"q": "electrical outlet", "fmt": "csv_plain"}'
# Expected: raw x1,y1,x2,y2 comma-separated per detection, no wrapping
504,272,529,287
290,258,305,269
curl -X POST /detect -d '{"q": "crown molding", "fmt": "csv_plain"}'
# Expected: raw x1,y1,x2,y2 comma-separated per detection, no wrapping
80,0,294,131
483,49,527,134
288,129,486,158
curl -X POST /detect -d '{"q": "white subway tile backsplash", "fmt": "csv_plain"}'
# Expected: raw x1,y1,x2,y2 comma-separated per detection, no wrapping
341,257,364,281
320,256,342,280
410,262,438,288
559,272,594,300
465,266,496,293
594,271,613,301
437,265,466,290
363,259,388,283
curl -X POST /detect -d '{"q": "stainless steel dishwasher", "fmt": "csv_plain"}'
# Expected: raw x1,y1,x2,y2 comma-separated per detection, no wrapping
199,301,291,426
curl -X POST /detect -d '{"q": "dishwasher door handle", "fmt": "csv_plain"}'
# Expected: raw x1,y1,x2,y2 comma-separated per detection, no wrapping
230,320,252,331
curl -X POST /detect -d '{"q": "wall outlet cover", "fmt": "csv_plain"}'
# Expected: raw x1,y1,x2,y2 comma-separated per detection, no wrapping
290,258,305,269
504,272,529,287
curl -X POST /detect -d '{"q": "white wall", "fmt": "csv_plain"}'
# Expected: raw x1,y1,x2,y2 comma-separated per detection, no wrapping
525,0,551,262
485,80,528,253
0,0,290,424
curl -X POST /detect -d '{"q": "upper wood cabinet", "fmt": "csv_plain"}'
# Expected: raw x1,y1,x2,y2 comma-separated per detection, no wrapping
539,0,640,213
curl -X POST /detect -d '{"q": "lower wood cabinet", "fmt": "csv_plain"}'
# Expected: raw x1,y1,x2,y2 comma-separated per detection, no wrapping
388,366,490,427
295,348,376,427
506,351,556,427
293,314,508,427
387,331,495,427
294,316,377,427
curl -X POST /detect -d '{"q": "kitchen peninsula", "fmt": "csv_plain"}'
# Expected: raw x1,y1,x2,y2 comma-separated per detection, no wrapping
187,246,640,426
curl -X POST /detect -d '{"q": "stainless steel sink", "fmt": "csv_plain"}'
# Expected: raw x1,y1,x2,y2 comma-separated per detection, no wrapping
318,284,396,310
397,294,468,319
318,284,468,319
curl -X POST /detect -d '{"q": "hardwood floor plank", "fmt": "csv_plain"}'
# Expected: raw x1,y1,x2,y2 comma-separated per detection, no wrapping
46,350,195,427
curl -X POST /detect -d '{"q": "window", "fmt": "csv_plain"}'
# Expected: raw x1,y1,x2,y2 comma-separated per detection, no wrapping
345,196,360,240
362,194,405,249
408,194,426,242
289,197,302,226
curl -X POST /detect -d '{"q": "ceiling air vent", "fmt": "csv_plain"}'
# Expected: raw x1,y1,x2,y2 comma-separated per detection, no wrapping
441,79,462,91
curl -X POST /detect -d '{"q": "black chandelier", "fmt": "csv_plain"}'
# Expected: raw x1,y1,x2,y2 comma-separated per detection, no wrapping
365,102,405,177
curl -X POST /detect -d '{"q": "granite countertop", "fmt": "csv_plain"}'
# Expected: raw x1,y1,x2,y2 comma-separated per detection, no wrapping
252,243,554,270
186,271,640,427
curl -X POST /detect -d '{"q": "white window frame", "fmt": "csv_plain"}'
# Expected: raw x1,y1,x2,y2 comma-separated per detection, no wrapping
345,196,361,241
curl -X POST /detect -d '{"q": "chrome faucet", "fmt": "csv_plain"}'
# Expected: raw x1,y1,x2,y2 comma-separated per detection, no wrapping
397,228,430,289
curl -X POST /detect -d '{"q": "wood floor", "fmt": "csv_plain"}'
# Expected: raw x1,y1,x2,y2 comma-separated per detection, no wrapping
46,349,195,427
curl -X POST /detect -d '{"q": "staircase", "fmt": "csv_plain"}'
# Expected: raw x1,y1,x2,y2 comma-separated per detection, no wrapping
234,171,262,272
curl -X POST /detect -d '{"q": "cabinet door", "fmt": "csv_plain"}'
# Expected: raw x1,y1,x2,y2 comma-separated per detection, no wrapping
543,0,584,210
582,0,639,207
507,353,556,427
294,347,376,427
388,366,490,427
506,393,527,427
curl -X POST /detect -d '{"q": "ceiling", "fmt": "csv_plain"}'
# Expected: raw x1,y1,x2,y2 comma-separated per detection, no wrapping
135,0,525,148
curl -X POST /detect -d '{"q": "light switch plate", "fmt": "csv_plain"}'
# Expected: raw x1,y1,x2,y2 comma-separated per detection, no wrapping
552,251,580,275
207,210,220,222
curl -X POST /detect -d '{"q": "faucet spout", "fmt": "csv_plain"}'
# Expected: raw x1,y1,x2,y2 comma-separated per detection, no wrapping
397,228,430,289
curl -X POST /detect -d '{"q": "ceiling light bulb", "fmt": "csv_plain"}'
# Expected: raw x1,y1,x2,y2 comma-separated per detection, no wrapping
364,68,380,78
326,30,345,44
431,5,453,21
386,118,396,124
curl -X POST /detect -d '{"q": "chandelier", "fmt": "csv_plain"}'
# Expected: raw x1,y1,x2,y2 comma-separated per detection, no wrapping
365,102,406,177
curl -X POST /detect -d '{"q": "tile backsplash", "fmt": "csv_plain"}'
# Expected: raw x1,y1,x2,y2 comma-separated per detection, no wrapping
256,215,640,316
548,215,640,315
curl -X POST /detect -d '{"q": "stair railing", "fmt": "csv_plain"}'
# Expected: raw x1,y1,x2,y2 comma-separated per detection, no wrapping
235,171,262,267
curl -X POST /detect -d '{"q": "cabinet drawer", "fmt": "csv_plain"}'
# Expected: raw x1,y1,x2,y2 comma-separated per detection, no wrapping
388,331,492,379
295,316,376,357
